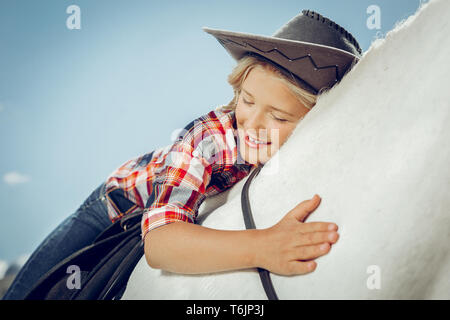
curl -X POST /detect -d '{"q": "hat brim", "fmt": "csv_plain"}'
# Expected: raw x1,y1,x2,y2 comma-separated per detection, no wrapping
203,27,361,94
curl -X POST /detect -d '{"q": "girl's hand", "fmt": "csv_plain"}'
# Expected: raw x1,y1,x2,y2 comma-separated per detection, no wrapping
255,195,339,276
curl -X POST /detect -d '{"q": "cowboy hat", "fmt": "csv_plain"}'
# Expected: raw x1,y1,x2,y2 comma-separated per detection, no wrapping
203,10,362,95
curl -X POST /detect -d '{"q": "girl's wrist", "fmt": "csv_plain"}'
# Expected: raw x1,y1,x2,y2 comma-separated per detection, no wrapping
245,228,268,269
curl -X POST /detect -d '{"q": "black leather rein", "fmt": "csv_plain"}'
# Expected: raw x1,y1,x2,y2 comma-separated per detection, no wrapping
241,165,279,300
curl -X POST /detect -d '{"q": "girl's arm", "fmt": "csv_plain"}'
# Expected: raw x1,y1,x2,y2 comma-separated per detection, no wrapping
144,221,260,274
144,195,339,276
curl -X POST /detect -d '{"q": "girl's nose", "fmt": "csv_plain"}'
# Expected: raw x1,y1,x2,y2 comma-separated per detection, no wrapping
246,108,266,132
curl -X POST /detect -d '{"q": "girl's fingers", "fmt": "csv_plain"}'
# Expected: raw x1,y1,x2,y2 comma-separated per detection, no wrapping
290,195,321,222
290,243,331,261
299,222,338,233
297,231,339,246
286,260,317,275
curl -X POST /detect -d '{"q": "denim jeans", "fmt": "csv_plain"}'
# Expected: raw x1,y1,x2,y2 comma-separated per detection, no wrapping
3,182,112,300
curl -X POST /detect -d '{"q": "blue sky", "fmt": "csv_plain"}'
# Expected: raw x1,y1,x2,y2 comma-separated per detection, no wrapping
0,0,428,261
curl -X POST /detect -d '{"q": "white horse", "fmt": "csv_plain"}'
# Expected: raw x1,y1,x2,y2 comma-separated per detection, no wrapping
122,0,450,299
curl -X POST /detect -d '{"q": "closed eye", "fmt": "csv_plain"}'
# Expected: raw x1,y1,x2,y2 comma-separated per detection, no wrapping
272,114,288,122
243,97,253,105
243,97,288,122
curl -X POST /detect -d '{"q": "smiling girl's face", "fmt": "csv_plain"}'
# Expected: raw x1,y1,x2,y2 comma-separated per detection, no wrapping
235,67,312,166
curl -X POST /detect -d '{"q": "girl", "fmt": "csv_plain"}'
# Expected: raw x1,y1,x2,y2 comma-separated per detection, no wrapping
4,9,362,299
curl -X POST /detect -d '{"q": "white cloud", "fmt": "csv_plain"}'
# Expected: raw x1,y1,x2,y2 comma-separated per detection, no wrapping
3,171,31,185
0,260,8,279
15,253,31,267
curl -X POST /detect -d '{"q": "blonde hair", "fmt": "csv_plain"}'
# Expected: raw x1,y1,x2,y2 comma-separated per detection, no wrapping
218,54,319,112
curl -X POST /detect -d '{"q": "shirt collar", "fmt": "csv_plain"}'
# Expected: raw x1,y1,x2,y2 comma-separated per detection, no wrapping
231,115,256,170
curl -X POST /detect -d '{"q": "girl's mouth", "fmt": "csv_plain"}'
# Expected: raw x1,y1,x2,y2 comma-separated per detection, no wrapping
244,133,271,149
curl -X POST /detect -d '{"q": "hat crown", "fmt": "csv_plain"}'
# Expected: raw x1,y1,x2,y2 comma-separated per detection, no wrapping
273,10,362,57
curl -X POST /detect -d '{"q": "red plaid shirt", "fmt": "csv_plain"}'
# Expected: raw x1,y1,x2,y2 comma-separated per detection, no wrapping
104,106,256,240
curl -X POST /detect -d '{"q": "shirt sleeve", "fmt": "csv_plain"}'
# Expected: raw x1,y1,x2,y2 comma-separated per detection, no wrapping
140,139,214,240
104,150,157,223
